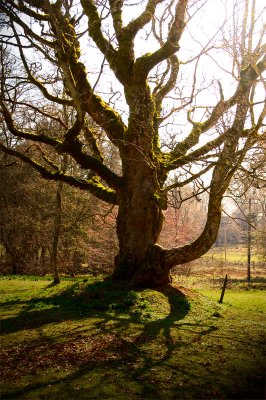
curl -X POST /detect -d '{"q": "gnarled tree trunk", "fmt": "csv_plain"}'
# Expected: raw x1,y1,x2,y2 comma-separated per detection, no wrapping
113,80,170,286
113,130,235,287
113,162,167,286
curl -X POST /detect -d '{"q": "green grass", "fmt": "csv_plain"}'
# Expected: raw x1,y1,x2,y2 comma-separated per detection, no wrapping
203,246,261,263
198,289,266,313
0,276,265,399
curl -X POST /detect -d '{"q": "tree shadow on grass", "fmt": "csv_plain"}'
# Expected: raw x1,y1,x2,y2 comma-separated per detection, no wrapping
0,281,202,399
4,281,262,399
2,280,263,399
0,281,190,336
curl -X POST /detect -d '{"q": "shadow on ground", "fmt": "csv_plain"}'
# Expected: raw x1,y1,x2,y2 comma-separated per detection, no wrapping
0,280,265,399
0,280,190,333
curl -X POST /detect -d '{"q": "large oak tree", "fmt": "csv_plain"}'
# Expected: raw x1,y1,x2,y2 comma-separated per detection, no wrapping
0,0,265,286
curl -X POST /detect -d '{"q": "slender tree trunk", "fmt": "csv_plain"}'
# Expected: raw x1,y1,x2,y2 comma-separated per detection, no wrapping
11,259,19,275
40,246,47,275
50,156,67,284
51,182,62,284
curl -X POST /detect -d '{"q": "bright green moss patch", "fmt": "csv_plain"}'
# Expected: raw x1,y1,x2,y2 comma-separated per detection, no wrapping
0,276,265,399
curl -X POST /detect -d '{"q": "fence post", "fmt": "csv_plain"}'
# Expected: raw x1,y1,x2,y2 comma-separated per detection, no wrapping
219,274,228,304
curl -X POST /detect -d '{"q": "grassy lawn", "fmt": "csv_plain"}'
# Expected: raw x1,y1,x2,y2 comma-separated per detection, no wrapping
197,289,266,313
203,246,261,263
0,275,265,399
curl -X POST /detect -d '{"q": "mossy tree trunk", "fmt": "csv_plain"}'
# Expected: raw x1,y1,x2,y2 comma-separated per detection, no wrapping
112,80,168,286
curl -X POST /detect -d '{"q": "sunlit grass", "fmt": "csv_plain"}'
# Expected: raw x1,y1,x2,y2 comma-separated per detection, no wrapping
203,245,261,263
198,288,266,312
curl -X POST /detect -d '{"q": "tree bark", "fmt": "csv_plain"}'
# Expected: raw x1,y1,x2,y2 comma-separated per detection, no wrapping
113,177,224,287
112,81,170,287
113,161,168,287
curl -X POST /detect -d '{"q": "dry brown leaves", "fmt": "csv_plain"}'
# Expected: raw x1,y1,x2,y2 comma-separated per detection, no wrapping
0,333,122,381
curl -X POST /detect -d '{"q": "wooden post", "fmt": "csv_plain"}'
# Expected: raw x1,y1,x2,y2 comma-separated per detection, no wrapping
224,224,227,265
219,274,228,304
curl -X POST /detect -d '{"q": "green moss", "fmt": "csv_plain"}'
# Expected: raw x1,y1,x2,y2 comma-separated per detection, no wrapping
158,153,171,168
87,176,114,194
153,192,167,209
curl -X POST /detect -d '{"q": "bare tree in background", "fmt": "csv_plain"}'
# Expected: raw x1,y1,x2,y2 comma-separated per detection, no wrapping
0,0,265,287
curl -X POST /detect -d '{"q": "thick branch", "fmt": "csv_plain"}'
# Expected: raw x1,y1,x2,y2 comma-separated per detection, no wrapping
9,0,49,21
1,101,123,189
154,56,180,108
135,0,188,76
0,100,61,148
23,0,46,9
109,0,123,37
0,142,118,205
60,138,123,190
168,54,266,163
0,3,55,47
122,0,164,40
161,153,238,269
161,92,260,269
163,163,214,192
80,0,117,64
83,90,126,146
36,4,126,146
83,125,104,163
